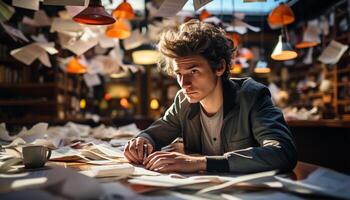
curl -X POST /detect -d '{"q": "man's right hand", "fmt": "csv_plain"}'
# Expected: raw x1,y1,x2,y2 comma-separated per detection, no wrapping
124,137,154,164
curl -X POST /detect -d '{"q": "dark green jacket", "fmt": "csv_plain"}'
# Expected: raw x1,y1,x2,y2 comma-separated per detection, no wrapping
138,78,297,173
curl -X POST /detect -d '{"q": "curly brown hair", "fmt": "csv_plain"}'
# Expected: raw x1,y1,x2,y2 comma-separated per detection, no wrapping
158,19,236,81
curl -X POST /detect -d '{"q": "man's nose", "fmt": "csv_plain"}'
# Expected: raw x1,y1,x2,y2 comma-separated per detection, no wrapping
179,74,191,88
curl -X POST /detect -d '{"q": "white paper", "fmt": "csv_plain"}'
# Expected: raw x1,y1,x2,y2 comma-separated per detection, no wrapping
0,123,14,141
31,34,48,42
66,37,99,55
80,163,134,178
12,0,39,10
43,0,86,6
50,18,83,33
197,170,278,194
276,168,350,199
233,18,261,32
0,1,15,22
1,22,29,42
22,10,51,27
10,42,58,67
156,0,188,18
203,16,222,25
193,0,213,11
83,73,101,87
123,30,145,50
318,40,349,64
302,47,313,65
50,146,83,161
16,123,48,143
128,174,215,187
98,34,118,49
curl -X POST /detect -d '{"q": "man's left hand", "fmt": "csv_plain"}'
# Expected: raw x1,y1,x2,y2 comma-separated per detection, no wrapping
143,151,206,173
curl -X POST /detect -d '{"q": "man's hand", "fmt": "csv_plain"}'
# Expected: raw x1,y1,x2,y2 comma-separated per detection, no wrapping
124,137,153,164
143,151,206,173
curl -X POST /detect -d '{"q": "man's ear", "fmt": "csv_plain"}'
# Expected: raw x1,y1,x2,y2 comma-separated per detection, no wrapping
216,59,226,76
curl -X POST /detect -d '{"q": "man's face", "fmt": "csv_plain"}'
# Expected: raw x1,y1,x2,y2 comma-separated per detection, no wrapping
173,55,221,103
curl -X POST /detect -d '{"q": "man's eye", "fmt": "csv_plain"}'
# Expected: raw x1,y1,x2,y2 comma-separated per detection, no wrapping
191,70,198,74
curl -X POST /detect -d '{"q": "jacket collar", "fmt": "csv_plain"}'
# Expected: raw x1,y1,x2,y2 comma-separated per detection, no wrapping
188,78,239,120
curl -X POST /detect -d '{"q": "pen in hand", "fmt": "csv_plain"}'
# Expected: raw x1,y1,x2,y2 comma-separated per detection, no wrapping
143,144,148,160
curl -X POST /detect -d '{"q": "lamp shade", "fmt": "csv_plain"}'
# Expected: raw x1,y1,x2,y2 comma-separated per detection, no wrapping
295,21,320,49
112,0,134,20
73,0,115,25
271,35,297,61
132,50,160,65
199,9,212,21
254,61,271,73
268,3,295,26
105,20,131,39
66,57,87,74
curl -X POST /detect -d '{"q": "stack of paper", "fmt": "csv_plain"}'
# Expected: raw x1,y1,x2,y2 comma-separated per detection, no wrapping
80,163,134,178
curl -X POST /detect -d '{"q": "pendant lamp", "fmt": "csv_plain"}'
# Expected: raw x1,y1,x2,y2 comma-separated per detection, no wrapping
295,20,320,49
271,34,297,61
132,44,160,65
199,9,212,21
254,61,271,73
73,0,115,25
268,3,295,26
66,57,87,74
105,19,131,39
112,0,135,20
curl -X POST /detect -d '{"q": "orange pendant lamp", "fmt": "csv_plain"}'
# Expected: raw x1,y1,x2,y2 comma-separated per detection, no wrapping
105,20,131,39
268,3,295,26
66,57,87,74
112,0,135,20
73,0,115,25
199,9,212,21
295,22,320,49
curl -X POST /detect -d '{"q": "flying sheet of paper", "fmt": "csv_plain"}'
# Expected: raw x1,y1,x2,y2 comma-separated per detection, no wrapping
275,168,350,200
10,42,58,67
43,0,86,6
233,18,261,32
50,18,83,33
31,34,48,42
0,22,29,42
12,0,39,10
193,0,213,11
98,34,118,49
318,40,349,64
22,10,51,27
123,30,145,50
155,0,188,18
66,37,99,55
0,1,15,22
303,47,313,65
83,73,101,87
203,16,222,25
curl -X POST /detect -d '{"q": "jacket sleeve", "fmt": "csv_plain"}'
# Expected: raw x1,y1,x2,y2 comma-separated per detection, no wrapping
206,87,297,173
137,92,183,151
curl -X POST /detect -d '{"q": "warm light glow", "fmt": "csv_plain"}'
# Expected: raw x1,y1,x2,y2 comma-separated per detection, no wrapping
120,98,129,109
230,62,242,74
66,57,87,74
271,35,297,61
254,61,271,73
105,20,131,39
150,99,160,110
227,33,240,47
104,93,111,101
268,3,295,26
73,0,115,25
80,99,86,109
112,0,135,20
132,50,160,65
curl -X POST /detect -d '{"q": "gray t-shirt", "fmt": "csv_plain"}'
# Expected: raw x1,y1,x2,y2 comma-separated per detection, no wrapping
200,105,223,156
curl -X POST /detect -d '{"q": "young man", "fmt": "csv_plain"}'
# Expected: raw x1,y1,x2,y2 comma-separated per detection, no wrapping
124,19,297,173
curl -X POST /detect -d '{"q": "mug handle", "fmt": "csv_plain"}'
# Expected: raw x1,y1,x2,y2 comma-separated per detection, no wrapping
46,148,51,160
